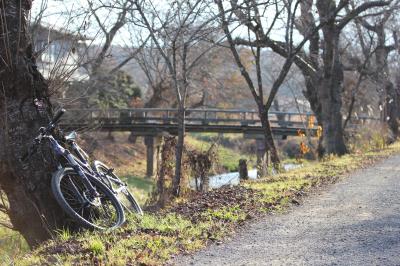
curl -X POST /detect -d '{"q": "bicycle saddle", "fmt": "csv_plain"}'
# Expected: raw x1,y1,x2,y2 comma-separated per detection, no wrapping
65,131,78,142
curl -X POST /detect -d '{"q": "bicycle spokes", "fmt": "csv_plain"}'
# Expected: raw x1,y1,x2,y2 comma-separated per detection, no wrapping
60,173,120,228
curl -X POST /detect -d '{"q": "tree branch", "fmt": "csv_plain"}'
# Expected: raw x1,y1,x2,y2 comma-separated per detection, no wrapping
337,1,392,30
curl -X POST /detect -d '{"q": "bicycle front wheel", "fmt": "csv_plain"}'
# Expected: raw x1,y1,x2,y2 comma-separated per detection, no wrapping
52,167,125,230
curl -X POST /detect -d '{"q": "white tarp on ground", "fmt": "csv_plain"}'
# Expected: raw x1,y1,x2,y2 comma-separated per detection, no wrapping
190,164,302,189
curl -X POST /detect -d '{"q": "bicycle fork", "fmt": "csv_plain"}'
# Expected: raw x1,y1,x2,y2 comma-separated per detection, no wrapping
64,151,99,196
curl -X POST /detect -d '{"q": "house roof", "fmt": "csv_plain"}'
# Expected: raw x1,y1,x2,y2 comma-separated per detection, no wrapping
31,23,92,42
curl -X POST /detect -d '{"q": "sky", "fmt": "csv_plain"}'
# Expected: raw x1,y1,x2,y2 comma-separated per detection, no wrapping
30,0,299,47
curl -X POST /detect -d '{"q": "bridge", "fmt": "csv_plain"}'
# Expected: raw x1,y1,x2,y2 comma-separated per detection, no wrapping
60,108,321,136
60,108,377,177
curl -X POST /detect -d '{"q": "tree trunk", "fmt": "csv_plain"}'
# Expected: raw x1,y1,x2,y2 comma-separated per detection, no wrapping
302,76,326,155
311,2,347,156
258,107,280,168
385,81,399,141
172,104,185,196
301,51,347,156
0,1,68,247
318,81,347,155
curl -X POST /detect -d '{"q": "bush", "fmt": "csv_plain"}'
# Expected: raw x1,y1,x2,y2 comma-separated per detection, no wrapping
347,122,388,153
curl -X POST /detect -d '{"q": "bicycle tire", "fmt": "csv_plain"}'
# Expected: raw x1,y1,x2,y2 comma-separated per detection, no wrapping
52,167,125,230
93,160,143,215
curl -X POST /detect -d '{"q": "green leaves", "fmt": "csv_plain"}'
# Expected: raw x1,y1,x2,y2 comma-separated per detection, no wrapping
94,70,142,109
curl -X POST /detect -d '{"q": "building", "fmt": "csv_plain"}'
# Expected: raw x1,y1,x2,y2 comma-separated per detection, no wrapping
32,23,90,82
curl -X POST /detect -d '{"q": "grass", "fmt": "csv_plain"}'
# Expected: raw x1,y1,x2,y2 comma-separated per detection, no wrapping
0,226,29,265
202,205,248,223
1,133,249,263
97,133,254,205
87,238,105,256
14,142,400,265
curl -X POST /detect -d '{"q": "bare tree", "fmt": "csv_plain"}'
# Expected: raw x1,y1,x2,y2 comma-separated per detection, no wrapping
215,0,296,167
132,0,219,196
215,0,350,165
135,42,173,108
133,39,206,109
85,0,133,77
345,0,400,139
27,0,145,105
230,0,392,156
49,0,149,107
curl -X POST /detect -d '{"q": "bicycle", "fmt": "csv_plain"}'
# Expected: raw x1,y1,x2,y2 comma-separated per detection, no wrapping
63,131,143,215
22,109,125,230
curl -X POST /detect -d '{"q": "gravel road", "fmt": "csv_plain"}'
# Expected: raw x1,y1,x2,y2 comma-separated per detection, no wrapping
175,155,400,265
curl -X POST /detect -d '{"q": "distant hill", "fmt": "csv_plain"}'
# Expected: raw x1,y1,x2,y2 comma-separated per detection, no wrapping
88,44,310,112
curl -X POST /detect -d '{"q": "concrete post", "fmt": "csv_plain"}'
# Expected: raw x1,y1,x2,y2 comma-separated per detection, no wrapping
256,139,268,178
239,159,248,180
145,136,155,178
145,136,162,178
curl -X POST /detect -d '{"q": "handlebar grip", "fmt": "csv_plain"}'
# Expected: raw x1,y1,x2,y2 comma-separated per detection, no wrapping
51,109,66,125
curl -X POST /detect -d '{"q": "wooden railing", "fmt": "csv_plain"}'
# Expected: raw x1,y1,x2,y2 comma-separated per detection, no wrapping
59,108,379,136
62,108,316,125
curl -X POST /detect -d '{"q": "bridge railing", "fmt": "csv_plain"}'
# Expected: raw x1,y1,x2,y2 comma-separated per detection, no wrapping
61,108,320,128
60,108,379,131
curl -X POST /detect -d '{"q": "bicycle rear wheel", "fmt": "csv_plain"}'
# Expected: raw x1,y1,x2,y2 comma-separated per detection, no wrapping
52,167,125,230
93,161,143,215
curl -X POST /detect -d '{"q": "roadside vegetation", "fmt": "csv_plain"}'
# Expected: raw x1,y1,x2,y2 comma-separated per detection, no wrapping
13,141,400,265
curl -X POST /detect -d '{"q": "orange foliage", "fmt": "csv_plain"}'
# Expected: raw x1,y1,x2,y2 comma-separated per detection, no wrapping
317,126,323,139
299,142,310,155
297,129,305,137
307,116,315,129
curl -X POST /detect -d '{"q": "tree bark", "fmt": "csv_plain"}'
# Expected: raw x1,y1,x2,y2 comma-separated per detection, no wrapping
316,29,347,155
374,23,399,140
172,104,185,196
317,76,347,155
385,81,399,140
301,77,326,155
258,107,280,167
314,0,347,155
0,1,68,247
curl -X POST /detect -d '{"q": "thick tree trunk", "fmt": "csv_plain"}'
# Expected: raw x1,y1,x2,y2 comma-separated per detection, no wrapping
318,80,347,155
172,104,185,196
0,1,68,247
309,2,347,156
301,61,347,156
316,30,347,156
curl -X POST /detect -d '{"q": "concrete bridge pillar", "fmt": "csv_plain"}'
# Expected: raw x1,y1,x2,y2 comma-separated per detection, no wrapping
145,136,161,178
256,139,268,178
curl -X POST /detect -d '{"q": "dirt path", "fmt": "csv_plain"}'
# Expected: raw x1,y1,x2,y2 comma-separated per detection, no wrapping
175,155,400,265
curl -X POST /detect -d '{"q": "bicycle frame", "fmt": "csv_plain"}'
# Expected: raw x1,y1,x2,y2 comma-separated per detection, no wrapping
66,138,127,194
48,135,98,195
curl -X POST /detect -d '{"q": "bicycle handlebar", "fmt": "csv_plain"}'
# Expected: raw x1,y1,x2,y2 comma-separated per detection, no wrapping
44,108,65,134
50,108,66,126
20,109,66,162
